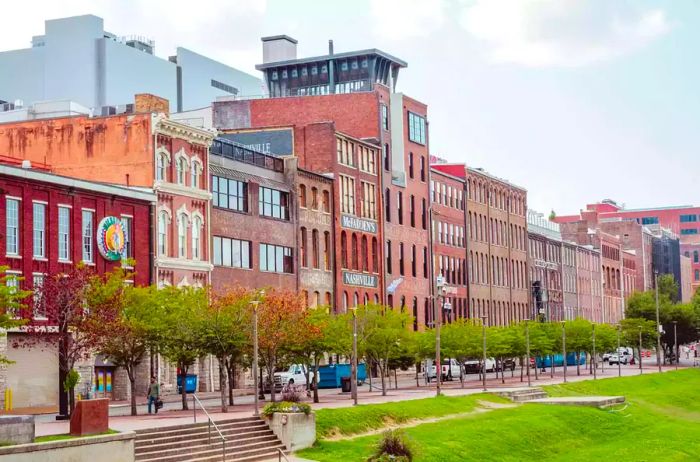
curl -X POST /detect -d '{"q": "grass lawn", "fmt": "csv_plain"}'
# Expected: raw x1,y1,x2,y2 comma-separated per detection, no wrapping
300,369,700,461
34,429,119,443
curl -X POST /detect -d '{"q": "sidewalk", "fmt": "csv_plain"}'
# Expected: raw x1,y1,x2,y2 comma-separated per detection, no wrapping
34,361,681,437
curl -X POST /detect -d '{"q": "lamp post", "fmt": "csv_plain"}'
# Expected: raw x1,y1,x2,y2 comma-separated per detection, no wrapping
638,325,643,375
592,323,597,380
654,271,663,373
435,276,447,397
562,321,567,383
250,298,260,417
616,324,622,378
673,321,678,371
480,315,488,392
525,318,531,387
350,306,358,406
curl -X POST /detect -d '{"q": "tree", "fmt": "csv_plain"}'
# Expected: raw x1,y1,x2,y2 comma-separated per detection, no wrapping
23,265,97,417
256,289,306,403
85,268,163,416
658,274,680,303
621,317,657,363
201,287,252,412
0,268,29,364
159,286,208,410
287,306,329,403
564,319,593,376
441,319,480,387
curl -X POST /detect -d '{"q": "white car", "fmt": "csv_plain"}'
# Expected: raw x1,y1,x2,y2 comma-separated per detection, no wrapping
427,359,462,381
609,353,629,365
464,358,496,374
272,364,317,389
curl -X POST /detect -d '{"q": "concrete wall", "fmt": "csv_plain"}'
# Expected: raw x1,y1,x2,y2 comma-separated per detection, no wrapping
0,432,134,462
266,412,315,451
0,48,45,104
0,416,34,445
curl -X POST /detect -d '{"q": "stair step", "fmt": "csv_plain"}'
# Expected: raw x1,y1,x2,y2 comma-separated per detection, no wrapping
135,442,286,462
136,421,267,440
136,424,269,443
135,417,262,435
135,429,274,449
135,435,280,456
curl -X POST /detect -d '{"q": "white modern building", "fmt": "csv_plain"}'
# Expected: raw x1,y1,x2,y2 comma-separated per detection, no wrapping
0,15,263,112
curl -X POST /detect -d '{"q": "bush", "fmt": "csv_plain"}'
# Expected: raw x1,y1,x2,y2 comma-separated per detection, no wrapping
281,383,305,402
368,429,415,462
261,401,312,417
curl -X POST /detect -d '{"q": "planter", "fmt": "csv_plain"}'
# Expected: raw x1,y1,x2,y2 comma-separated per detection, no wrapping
265,412,316,451
0,415,34,445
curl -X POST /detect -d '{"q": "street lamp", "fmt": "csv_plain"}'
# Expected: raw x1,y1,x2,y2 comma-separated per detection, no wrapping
592,323,597,380
616,324,622,378
524,318,531,387
350,306,358,406
654,272,662,373
561,321,567,384
673,321,678,371
480,315,488,392
250,298,260,417
435,276,447,397
638,325,643,375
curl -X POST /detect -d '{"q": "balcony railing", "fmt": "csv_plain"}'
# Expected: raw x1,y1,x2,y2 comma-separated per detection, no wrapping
210,138,284,173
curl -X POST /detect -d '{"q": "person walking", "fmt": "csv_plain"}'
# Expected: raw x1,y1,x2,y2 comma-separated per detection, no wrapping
147,376,160,414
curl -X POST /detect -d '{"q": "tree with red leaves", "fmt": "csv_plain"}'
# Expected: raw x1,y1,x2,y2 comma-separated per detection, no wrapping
256,289,308,403
21,264,97,418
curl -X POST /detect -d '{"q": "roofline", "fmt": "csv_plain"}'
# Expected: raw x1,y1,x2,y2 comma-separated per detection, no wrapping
261,35,298,44
256,48,408,70
430,167,466,184
0,164,157,202
467,167,527,192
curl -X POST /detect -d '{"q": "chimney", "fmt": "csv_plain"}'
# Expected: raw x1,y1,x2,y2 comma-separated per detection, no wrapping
21,160,31,169
134,94,170,115
328,40,334,55
261,35,298,64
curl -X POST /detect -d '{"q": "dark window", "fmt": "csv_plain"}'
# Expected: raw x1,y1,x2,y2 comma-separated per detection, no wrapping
341,232,348,268
212,175,248,212
300,227,308,267
352,234,359,270
421,198,427,229
641,216,659,225
259,187,289,220
213,236,251,269
412,297,418,331
411,245,417,277
211,79,239,95
408,152,414,179
383,144,390,171
420,156,426,182
680,214,698,223
398,192,403,225
372,237,378,273
399,243,405,276
681,228,698,235
410,195,415,227
385,189,391,223
386,240,393,274
423,246,428,278
259,243,292,273
382,105,389,131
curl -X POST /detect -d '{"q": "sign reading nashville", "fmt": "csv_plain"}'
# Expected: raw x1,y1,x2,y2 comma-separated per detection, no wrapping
343,271,379,288
341,215,377,234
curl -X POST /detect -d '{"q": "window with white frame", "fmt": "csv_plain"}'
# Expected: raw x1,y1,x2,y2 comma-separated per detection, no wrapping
178,214,188,258
33,203,46,258
58,207,70,261
6,198,19,255
213,236,251,268
192,216,202,261
158,211,168,256
82,210,94,263
191,160,200,188
259,243,293,273
177,157,187,185
340,175,355,215
156,153,167,181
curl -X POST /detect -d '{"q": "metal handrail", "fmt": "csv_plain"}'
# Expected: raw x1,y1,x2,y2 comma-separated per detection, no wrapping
192,394,227,461
277,448,290,462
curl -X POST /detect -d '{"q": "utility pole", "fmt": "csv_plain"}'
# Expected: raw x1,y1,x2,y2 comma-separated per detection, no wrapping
592,324,597,380
638,325,643,375
480,315,488,392
351,306,358,405
673,321,678,371
562,321,567,383
654,272,662,373
616,324,622,378
525,318,531,387
435,276,446,396
251,299,260,417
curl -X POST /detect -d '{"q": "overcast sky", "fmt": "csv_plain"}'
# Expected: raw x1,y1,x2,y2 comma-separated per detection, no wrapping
2,0,698,215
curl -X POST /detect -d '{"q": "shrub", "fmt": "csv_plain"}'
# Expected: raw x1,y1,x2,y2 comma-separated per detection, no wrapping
281,383,304,402
368,429,415,462
261,401,312,417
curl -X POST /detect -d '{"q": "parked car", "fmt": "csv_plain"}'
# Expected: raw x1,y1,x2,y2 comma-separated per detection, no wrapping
609,353,629,365
427,359,462,381
464,358,496,374
500,358,516,372
603,352,612,362
271,364,317,390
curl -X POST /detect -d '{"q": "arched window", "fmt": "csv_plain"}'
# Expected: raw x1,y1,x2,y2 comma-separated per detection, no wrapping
364,293,369,305
324,231,331,270
177,157,187,185
312,229,320,269
311,187,318,209
343,291,349,313
385,189,391,223
372,237,379,273
353,292,359,307
157,153,167,181
341,232,348,268
314,291,320,307
299,184,307,208
177,214,188,258
158,211,168,256
374,294,379,304
190,160,200,188
191,215,202,260
300,227,308,267
361,236,368,271
352,234,359,270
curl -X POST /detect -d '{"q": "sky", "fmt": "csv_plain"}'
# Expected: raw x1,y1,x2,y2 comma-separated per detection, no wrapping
2,0,698,216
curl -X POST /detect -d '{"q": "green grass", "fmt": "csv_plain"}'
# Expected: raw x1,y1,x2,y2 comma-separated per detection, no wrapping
314,393,507,439
34,429,119,443
300,369,700,461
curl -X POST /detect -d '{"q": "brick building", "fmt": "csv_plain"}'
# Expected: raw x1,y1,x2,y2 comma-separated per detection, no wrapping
527,210,563,322
555,200,700,293
574,245,603,322
0,163,155,409
429,168,468,328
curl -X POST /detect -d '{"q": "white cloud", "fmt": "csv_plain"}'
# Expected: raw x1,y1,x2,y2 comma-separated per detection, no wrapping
458,0,671,67
369,0,447,40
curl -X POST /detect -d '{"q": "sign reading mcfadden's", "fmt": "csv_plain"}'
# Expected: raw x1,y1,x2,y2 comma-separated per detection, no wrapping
341,214,377,234
342,271,379,288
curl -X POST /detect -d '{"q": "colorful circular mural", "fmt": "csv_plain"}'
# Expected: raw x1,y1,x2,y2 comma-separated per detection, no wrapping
96,216,125,261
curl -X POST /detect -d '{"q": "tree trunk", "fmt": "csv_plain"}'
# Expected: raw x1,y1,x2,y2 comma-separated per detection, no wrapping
534,360,539,380
576,352,581,376
380,360,387,396
368,362,373,391
460,363,465,388
415,362,420,387
226,361,234,406
394,368,398,390
520,356,524,382
127,366,137,416
219,356,228,413
313,359,320,404
304,362,311,398
550,355,554,378
501,357,505,384
180,365,189,411
268,362,276,403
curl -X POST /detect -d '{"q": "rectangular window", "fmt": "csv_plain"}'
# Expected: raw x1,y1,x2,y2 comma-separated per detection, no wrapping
361,181,376,219
212,175,248,212
121,216,133,260
680,214,698,223
680,228,698,235
82,210,94,263
33,203,46,258
408,112,426,145
259,243,293,273
258,187,289,220
6,198,19,255
212,236,251,269
641,216,659,225
6,272,20,318
382,105,389,131
58,207,70,261
340,175,356,215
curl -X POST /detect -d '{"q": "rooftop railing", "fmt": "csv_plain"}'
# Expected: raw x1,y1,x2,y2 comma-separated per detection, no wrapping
210,138,284,172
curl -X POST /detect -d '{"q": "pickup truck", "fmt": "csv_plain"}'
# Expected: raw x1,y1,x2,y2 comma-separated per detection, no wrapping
272,364,318,390
464,358,496,374
427,359,462,381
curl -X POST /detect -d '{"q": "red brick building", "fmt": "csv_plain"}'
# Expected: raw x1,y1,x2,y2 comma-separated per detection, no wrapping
0,163,155,409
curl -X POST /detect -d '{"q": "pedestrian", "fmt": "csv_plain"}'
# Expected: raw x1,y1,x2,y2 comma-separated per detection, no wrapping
147,376,160,414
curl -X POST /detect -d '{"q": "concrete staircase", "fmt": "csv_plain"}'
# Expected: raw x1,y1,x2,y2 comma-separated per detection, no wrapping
495,387,548,403
134,416,286,462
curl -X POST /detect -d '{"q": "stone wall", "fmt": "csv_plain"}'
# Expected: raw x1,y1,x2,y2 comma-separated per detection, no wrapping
0,416,34,445
0,431,134,462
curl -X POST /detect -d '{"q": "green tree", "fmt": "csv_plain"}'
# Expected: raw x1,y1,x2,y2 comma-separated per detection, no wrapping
564,319,592,376
158,286,208,410
621,317,657,363
289,306,333,403
0,268,29,364
658,274,680,303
